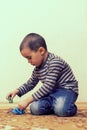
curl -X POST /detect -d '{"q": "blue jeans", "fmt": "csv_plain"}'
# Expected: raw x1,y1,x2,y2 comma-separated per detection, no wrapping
30,88,78,117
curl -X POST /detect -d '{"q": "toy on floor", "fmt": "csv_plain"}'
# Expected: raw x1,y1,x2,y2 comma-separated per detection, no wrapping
8,95,13,103
7,107,25,115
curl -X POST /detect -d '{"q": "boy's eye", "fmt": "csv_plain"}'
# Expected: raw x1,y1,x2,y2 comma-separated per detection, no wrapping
26,56,32,60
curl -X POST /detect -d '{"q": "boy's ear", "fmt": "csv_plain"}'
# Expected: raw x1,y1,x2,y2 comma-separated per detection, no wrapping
39,47,45,55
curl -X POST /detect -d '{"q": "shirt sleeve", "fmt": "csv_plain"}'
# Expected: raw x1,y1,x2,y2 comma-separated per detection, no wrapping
32,59,64,100
17,69,39,97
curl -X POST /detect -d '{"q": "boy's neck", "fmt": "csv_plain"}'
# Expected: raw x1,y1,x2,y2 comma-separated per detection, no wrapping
38,51,48,68
43,51,48,63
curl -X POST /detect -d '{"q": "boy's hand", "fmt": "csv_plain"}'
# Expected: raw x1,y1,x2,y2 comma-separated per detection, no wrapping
18,98,31,110
18,95,35,110
7,95,35,115
6,89,19,100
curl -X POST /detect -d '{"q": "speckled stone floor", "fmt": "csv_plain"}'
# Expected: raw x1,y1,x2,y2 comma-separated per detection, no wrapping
0,102,87,130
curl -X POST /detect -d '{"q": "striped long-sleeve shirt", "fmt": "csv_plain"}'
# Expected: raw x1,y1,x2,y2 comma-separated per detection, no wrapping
18,52,78,100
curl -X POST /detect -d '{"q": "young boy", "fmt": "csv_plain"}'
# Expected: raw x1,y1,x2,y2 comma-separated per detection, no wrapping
6,33,78,116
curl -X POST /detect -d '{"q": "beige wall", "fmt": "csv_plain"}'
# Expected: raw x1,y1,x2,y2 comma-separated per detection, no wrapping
0,0,87,102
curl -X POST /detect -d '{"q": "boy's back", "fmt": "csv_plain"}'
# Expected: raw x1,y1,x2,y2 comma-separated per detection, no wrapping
18,52,78,100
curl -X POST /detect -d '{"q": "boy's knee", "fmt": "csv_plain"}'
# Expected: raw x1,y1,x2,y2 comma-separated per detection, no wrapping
30,101,39,115
53,99,77,117
53,101,64,116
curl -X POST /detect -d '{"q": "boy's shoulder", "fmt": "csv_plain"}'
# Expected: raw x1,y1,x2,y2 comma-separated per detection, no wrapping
48,52,57,60
48,52,65,63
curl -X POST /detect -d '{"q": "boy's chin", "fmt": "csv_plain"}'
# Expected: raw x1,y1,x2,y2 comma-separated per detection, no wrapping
31,64,38,67
31,62,42,67
36,63,43,68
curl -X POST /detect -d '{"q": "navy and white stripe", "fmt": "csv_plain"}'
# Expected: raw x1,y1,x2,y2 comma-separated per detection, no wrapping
18,52,78,100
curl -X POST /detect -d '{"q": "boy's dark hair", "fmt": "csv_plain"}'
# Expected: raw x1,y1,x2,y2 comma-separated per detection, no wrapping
20,33,47,51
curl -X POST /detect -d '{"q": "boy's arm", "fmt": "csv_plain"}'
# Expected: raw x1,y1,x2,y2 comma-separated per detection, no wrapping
32,59,64,100
18,95,35,110
9,95,35,114
17,69,39,97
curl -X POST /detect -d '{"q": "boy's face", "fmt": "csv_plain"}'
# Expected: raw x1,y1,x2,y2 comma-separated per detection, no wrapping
20,47,47,67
